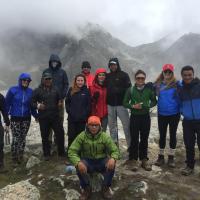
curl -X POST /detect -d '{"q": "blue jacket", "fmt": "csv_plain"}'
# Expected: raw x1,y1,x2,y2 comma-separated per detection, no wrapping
156,82,180,116
6,73,37,118
65,86,91,122
43,54,69,99
178,78,200,121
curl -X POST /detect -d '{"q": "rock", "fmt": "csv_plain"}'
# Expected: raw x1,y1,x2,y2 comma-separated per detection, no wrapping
89,173,103,192
26,156,41,169
66,175,79,182
49,176,65,187
152,165,162,173
128,181,148,196
63,188,80,200
0,180,40,200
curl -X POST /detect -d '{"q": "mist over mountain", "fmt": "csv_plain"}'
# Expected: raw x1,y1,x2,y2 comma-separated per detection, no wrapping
0,24,200,89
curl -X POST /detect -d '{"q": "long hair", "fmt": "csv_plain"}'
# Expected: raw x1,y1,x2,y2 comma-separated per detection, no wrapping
155,72,176,86
71,74,86,95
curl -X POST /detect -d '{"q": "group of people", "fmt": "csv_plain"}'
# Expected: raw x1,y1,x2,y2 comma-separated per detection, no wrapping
0,53,200,199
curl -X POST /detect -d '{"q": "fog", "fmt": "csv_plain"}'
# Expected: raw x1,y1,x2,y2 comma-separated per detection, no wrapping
0,0,200,46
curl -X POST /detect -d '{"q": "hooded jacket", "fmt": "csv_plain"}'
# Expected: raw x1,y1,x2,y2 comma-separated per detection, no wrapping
31,78,62,120
65,86,91,122
0,93,10,126
105,58,131,106
178,78,200,121
43,54,69,99
68,129,120,166
89,68,108,119
6,73,37,119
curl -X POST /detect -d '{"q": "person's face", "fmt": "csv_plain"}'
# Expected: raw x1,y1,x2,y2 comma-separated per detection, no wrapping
182,70,194,84
51,61,58,68
109,64,118,72
97,73,106,82
82,67,91,74
21,79,31,88
135,74,146,86
163,70,173,80
43,77,52,87
88,124,100,135
76,76,85,88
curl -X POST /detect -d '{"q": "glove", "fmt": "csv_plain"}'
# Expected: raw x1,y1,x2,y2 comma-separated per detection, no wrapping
93,91,100,101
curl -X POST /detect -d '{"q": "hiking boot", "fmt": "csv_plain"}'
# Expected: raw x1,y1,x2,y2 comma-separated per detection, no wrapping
167,155,175,168
131,160,139,171
155,155,165,166
80,186,91,200
102,186,113,199
141,159,152,171
181,166,194,176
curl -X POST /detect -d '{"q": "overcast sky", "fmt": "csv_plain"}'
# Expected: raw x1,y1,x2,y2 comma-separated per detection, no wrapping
1,0,200,46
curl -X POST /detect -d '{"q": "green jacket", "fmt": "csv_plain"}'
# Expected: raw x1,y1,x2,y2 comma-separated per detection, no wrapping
123,85,157,115
68,130,120,166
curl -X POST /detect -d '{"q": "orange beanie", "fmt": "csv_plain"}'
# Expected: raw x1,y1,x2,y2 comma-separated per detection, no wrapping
87,116,101,125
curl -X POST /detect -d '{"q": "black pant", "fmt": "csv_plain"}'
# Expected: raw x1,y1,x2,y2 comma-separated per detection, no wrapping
39,117,65,157
67,118,86,148
158,114,180,149
129,114,150,160
0,125,4,165
183,120,200,169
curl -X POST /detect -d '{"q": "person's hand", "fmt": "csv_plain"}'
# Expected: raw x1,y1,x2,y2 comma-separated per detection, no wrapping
77,161,87,174
106,158,116,171
37,102,45,110
132,103,142,109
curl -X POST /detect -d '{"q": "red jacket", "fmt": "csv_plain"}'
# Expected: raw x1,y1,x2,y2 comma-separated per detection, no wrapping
83,73,94,88
89,68,108,119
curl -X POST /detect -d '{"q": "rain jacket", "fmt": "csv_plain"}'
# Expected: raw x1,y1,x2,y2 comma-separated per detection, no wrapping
6,73,37,119
89,68,107,119
68,129,120,166
43,54,69,99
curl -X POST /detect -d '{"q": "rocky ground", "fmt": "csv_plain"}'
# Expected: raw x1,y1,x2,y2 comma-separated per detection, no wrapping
0,111,200,200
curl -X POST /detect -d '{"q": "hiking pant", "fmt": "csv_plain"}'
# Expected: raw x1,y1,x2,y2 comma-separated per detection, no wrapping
101,116,108,132
39,117,65,157
11,119,31,160
183,120,200,169
67,118,86,148
77,158,115,189
129,114,150,160
0,125,4,165
49,104,65,144
158,114,180,150
108,105,130,147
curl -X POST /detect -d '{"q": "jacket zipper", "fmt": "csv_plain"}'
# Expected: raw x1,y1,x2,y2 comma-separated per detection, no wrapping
22,90,25,117
188,90,195,120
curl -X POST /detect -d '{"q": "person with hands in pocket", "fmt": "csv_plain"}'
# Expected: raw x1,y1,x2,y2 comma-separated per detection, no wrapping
123,70,157,171
89,68,108,131
68,116,120,200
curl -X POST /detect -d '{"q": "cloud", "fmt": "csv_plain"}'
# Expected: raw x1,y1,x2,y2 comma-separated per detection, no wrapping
0,0,200,45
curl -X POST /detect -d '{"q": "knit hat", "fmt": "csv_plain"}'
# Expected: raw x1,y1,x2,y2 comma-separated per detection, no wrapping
42,72,52,79
87,116,101,125
82,61,91,69
162,64,174,72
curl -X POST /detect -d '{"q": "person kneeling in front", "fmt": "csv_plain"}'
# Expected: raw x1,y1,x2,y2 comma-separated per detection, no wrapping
68,116,120,200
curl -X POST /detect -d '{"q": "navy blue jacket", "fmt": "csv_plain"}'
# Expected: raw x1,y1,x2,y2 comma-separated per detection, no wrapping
6,73,37,119
178,78,200,121
43,54,69,99
65,86,91,122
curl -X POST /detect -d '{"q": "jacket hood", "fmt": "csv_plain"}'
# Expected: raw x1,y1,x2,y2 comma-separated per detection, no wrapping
18,73,32,86
108,57,121,72
49,54,62,69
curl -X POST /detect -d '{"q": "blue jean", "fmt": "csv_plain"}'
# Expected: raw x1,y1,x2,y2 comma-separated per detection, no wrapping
77,158,115,189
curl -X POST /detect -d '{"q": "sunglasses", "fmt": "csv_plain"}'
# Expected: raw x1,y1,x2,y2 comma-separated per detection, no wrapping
163,70,173,74
136,77,145,80
21,79,31,82
44,78,52,80
88,124,100,127
98,73,106,76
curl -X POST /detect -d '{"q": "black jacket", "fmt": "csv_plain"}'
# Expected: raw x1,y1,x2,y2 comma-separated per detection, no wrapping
32,85,61,119
43,54,69,99
106,58,131,106
0,93,10,126
65,86,91,122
